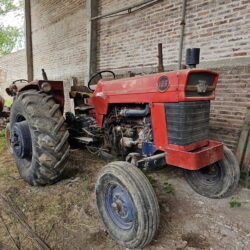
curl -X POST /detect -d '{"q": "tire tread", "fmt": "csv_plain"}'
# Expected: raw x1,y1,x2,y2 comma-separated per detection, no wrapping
10,90,69,186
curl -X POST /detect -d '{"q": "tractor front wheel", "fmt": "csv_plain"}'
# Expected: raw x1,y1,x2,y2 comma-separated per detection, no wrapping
10,90,69,186
95,161,159,249
184,146,240,198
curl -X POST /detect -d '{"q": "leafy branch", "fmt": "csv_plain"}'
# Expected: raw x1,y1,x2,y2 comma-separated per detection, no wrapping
0,26,22,55
0,0,24,55
0,0,23,15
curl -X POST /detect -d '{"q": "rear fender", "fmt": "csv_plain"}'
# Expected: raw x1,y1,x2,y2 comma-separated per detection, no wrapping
6,80,65,111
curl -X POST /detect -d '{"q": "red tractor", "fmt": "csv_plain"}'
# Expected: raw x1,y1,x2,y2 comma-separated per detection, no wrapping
6,49,240,249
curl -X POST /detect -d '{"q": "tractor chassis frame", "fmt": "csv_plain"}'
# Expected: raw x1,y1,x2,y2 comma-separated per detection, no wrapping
135,140,224,171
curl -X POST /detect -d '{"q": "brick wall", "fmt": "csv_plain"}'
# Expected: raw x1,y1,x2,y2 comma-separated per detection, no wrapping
97,0,250,70
31,0,87,81
0,50,27,100
31,0,87,112
209,65,250,150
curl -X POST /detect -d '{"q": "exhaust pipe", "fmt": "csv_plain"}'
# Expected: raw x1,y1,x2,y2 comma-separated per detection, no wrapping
120,105,150,117
186,48,200,68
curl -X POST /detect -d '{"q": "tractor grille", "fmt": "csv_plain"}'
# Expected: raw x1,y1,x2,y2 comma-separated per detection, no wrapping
186,72,215,97
165,101,210,146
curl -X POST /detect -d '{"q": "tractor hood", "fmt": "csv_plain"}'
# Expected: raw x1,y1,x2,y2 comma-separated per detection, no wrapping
92,69,218,106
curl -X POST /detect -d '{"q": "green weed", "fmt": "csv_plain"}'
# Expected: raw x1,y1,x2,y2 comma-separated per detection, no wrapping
145,174,154,184
229,197,242,208
0,129,6,153
4,99,13,107
163,182,175,194
82,175,92,194
142,170,155,184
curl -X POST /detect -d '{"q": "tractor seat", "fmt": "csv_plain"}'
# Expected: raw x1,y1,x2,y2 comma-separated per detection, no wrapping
70,85,93,99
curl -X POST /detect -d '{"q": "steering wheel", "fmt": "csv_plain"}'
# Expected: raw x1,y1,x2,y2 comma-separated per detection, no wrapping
87,71,115,92
12,79,29,85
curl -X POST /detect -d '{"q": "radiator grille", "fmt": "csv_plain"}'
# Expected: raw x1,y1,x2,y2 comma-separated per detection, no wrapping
165,101,210,146
186,72,215,97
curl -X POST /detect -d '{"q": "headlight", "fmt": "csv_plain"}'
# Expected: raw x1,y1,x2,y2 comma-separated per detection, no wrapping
41,82,52,92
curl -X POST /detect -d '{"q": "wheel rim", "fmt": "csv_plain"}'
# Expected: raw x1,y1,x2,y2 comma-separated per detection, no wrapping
104,184,135,231
11,118,32,159
197,163,222,184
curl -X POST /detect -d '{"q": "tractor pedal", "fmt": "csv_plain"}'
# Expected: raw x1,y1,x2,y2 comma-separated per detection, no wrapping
73,136,93,144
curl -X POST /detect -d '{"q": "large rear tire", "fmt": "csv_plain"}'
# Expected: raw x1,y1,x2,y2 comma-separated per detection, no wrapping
184,146,240,198
95,161,159,249
10,90,70,186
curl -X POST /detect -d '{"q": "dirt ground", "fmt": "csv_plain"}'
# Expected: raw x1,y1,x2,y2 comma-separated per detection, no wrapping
0,145,249,250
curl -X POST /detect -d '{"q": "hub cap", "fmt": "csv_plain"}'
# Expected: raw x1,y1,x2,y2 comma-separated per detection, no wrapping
105,184,135,230
199,163,222,183
11,120,32,159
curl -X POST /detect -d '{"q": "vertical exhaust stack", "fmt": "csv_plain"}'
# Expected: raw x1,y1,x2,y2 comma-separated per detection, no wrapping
186,48,200,68
42,69,48,80
158,43,164,73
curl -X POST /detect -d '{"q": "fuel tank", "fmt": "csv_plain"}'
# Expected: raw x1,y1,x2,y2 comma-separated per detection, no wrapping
0,95,4,113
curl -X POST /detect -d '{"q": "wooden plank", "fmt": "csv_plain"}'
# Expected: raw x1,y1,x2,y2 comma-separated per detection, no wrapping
243,133,250,169
236,107,250,168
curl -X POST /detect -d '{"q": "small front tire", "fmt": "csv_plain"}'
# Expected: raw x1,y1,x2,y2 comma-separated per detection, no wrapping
95,161,159,249
184,146,240,198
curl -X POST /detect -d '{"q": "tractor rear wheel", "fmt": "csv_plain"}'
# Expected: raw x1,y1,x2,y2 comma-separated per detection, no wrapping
95,161,159,249
10,90,70,186
184,146,240,198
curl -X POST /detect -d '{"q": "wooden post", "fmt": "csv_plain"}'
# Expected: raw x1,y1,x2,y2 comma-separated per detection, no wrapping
236,107,250,169
85,0,98,85
24,0,33,82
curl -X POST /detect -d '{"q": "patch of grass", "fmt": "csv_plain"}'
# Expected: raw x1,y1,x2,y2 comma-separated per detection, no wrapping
145,174,155,184
0,129,5,136
163,182,175,194
82,175,92,194
229,197,249,208
4,99,13,107
142,170,155,184
157,175,175,194
229,197,242,208
0,129,6,153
